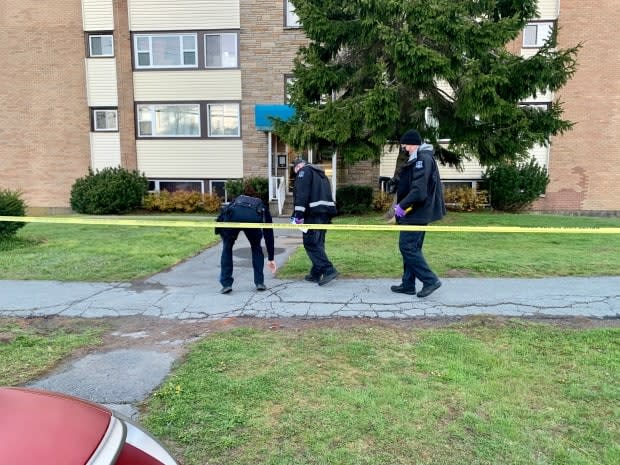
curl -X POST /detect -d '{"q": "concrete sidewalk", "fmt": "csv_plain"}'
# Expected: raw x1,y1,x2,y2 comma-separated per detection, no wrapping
2,228,618,320
4,228,618,419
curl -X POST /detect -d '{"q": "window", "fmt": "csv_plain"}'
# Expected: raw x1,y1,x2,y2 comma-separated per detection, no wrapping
285,1,300,27
92,109,118,131
519,102,551,111
523,22,554,47
137,104,200,137
149,180,204,193
207,103,240,137
88,34,114,57
284,75,295,103
205,33,238,68
210,180,228,202
134,34,197,68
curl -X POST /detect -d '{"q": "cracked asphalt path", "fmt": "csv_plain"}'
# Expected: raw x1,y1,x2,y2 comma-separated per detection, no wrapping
3,228,618,420
2,228,619,320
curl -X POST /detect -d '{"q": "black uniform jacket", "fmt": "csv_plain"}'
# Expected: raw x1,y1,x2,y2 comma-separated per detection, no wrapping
396,144,446,225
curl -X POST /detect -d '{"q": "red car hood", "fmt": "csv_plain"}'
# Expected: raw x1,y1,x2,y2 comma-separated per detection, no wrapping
0,387,113,465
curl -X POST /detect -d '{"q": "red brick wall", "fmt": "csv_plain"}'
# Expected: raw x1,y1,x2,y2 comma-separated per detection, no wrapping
1,0,90,210
533,0,620,213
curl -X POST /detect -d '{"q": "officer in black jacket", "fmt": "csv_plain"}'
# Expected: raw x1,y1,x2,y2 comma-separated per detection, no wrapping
291,158,339,286
392,129,446,298
216,195,277,294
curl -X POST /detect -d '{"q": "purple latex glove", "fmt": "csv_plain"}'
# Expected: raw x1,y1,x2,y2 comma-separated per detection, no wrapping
394,204,406,218
294,217,305,225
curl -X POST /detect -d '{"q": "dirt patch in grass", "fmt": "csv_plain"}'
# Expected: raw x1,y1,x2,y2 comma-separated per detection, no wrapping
5,314,618,359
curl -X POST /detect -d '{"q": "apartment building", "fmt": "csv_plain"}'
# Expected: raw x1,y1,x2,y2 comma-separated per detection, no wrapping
1,0,618,215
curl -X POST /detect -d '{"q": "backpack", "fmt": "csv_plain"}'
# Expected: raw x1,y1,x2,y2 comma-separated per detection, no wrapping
221,195,266,223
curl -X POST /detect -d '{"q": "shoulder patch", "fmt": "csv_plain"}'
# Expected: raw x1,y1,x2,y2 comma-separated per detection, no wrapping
415,160,424,169
298,170,305,178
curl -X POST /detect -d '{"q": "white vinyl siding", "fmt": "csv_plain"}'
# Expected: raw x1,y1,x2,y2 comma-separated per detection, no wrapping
379,145,484,181
136,139,243,178
536,0,560,19
133,70,241,101
379,146,399,177
439,160,485,181
82,0,114,31
128,0,239,30
90,132,121,171
85,58,118,106
520,48,538,59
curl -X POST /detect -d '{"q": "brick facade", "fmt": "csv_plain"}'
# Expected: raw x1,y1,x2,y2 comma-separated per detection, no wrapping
1,0,618,214
1,0,91,210
239,0,307,178
531,0,620,213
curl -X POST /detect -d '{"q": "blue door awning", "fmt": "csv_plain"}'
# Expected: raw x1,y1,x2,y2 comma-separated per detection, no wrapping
255,104,295,131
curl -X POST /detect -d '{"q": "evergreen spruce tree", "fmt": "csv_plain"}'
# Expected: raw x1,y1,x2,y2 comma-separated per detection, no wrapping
276,0,579,170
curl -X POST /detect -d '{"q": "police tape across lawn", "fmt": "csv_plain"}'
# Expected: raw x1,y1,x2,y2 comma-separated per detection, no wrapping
1,216,620,234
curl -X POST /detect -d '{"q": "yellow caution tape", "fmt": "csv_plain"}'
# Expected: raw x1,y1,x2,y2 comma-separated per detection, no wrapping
0,216,619,234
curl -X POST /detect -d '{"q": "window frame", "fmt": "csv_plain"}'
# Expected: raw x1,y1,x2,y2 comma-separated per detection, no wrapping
133,33,198,69
209,180,229,202
284,0,301,28
136,103,202,138
135,102,241,139
519,101,552,111
149,179,205,194
522,21,555,48
204,32,239,69
87,33,114,58
91,108,119,132
206,102,241,138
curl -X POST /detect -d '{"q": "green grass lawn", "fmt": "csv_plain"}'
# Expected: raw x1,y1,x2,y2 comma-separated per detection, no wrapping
280,212,620,278
0,217,220,281
142,320,620,465
0,319,102,385
0,212,618,281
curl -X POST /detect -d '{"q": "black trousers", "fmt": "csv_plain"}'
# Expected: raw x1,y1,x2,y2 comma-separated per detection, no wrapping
219,228,265,287
398,230,438,290
303,214,336,278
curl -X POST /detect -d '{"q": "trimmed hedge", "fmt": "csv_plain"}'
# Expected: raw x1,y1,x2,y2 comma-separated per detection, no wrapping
70,167,149,214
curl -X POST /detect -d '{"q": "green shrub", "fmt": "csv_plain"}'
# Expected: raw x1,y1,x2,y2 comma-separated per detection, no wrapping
0,189,27,239
70,167,149,214
225,177,269,203
244,176,269,201
444,187,489,212
484,160,550,212
224,179,244,200
336,184,374,214
144,191,222,213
